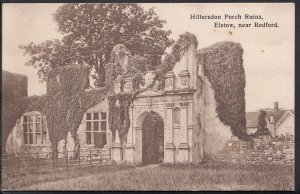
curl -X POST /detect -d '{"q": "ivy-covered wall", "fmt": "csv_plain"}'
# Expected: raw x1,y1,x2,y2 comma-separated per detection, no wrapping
2,71,29,153
198,42,248,140
43,65,109,156
4,66,107,156
4,32,248,160
155,32,198,90
2,72,48,153
105,44,152,144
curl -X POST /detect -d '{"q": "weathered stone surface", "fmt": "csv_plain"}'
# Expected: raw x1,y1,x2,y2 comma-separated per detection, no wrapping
112,143,122,162
218,136,294,165
6,121,23,155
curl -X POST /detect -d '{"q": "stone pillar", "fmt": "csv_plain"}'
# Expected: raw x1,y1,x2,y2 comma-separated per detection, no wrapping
124,105,134,164
164,103,176,163
178,102,190,162
134,127,143,165
112,130,122,162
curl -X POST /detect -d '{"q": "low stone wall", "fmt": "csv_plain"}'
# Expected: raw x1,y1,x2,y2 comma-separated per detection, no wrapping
19,145,52,158
17,145,111,161
217,136,294,165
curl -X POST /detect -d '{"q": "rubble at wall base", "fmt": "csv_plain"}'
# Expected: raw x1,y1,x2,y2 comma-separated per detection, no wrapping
217,135,294,165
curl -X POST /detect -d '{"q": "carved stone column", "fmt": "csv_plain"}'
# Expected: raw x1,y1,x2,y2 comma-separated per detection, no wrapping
164,103,176,163
124,104,134,164
134,127,143,165
178,102,190,162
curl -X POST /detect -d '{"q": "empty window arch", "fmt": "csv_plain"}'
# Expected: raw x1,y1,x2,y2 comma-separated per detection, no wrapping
173,107,181,125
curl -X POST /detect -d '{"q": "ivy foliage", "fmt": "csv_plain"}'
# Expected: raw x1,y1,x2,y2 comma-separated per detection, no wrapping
4,66,108,155
107,93,131,145
155,32,198,90
44,65,107,148
105,33,198,143
106,44,149,143
198,41,248,140
2,71,28,102
2,72,50,152
2,71,28,152
6,32,249,154
105,44,149,93
106,33,248,142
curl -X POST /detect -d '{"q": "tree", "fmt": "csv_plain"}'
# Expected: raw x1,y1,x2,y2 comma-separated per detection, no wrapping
254,110,271,137
20,3,173,87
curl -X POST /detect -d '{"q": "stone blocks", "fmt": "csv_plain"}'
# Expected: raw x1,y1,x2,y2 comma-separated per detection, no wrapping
178,143,190,163
124,144,134,164
164,143,176,163
111,143,122,162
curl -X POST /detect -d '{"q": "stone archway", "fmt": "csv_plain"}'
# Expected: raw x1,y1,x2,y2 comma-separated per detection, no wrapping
134,110,165,165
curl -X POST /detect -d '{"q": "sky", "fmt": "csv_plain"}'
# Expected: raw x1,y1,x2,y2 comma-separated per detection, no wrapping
2,3,295,112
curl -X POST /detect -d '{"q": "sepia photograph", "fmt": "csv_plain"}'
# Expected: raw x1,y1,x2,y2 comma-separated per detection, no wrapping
2,3,295,191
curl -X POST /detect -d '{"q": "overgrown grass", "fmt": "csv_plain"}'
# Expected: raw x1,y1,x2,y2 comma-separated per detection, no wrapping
1,162,294,191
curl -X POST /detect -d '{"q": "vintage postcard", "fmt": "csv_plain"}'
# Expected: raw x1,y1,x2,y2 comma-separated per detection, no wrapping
2,3,295,191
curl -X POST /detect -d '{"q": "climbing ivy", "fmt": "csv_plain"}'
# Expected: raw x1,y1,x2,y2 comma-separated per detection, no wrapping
105,34,198,143
4,32,248,155
107,92,132,145
2,71,28,152
2,71,28,102
105,45,148,93
4,66,108,156
155,32,198,90
44,65,108,156
197,41,248,140
105,45,149,144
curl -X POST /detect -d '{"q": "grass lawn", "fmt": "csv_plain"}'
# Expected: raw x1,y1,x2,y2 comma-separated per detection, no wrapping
1,161,294,191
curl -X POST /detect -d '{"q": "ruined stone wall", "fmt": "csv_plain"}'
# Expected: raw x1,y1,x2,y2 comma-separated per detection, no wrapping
2,71,28,153
76,98,111,148
6,111,51,155
218,136,294,165
5,99,110,158
194,47,233,161
202,77,232,156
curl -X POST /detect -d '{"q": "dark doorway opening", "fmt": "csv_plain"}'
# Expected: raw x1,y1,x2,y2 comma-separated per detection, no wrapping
142,111,164,165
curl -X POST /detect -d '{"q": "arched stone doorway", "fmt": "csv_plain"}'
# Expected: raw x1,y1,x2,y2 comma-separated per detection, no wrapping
141,112,164,164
